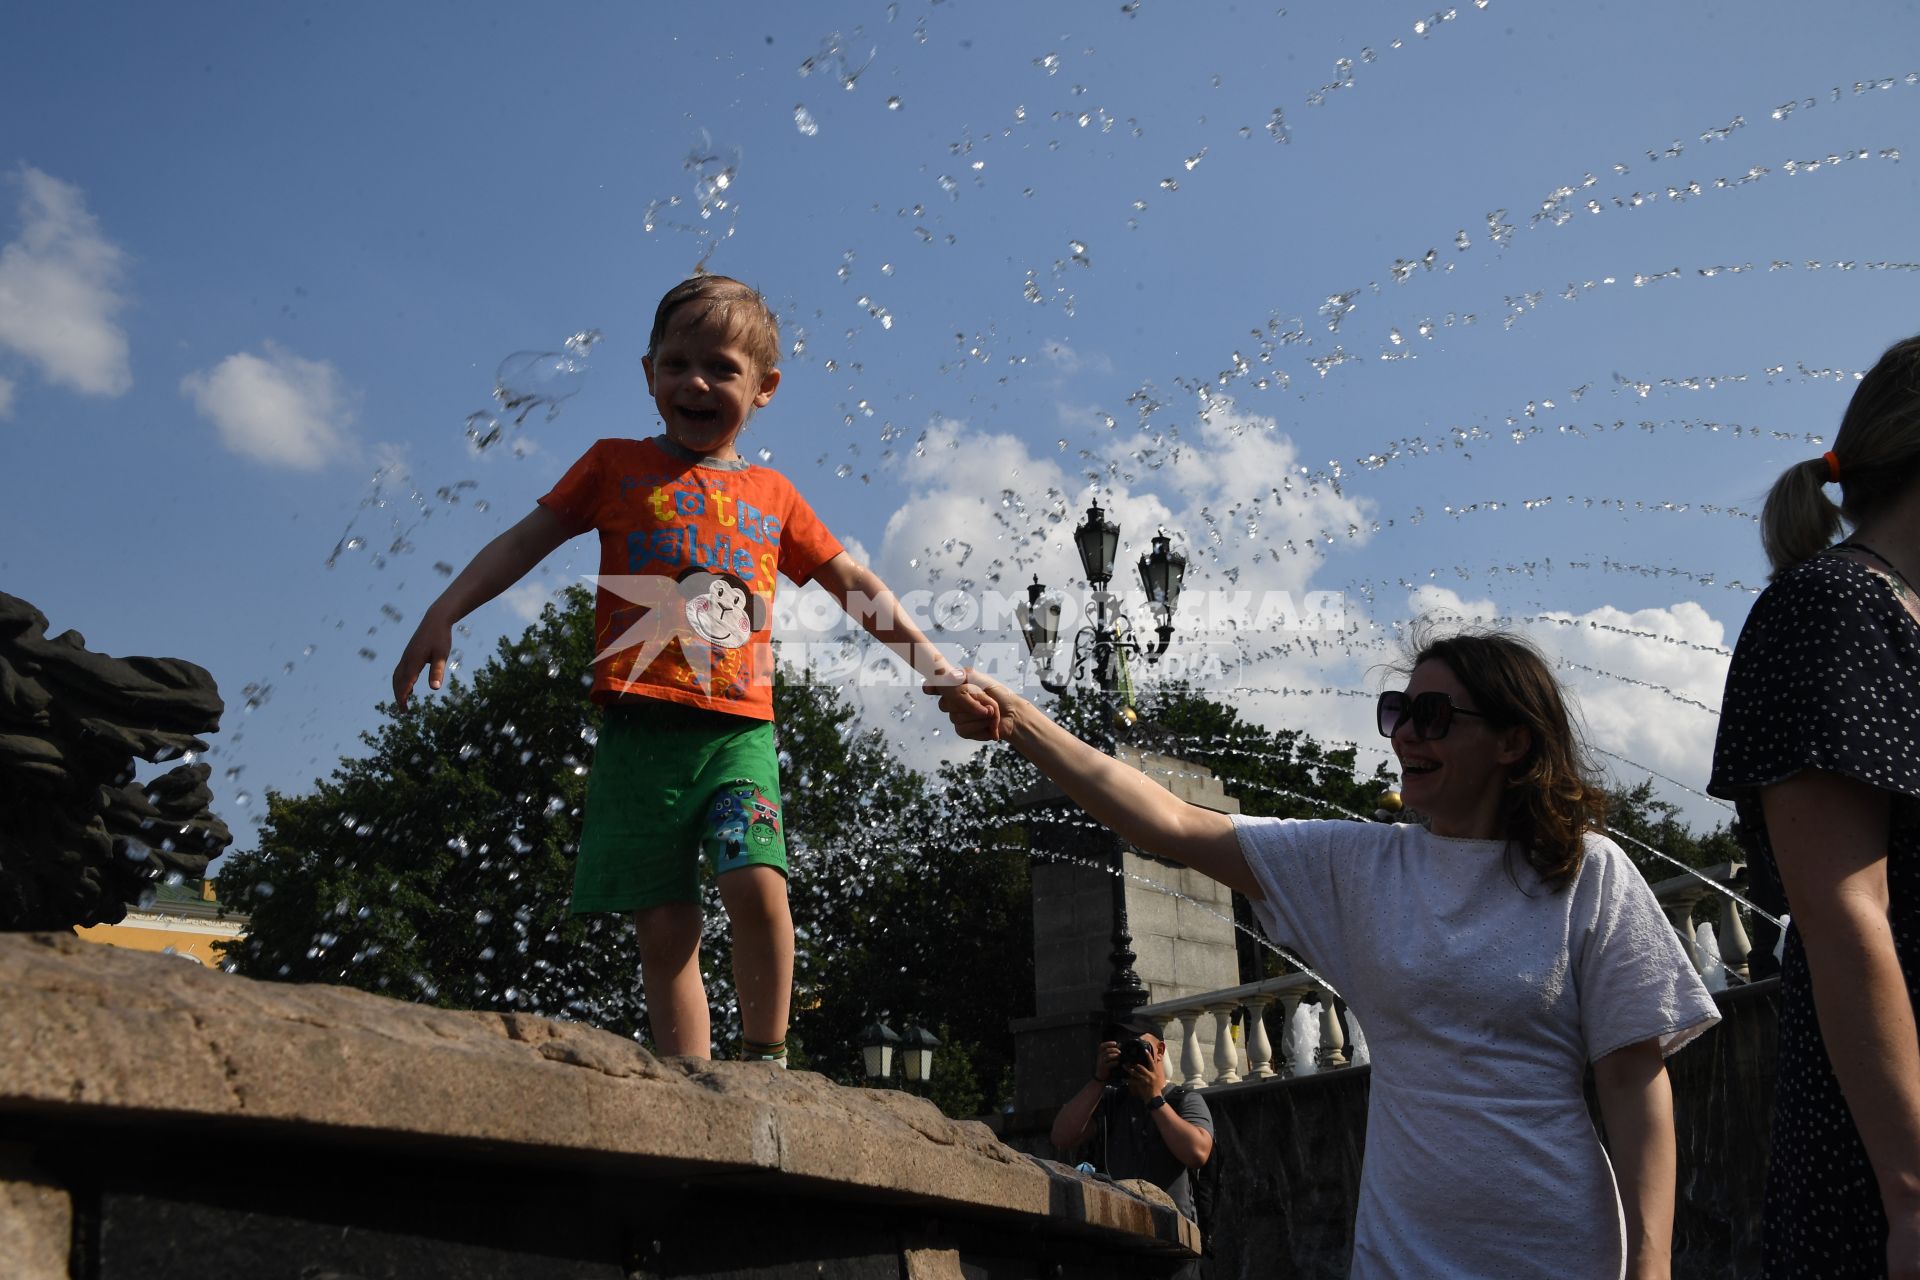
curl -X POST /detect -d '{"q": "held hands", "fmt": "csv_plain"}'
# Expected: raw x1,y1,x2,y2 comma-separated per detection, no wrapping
923,667,1018,742
391,610,453,709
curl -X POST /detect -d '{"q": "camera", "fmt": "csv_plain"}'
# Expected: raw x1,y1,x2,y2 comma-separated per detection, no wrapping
1115,1036,1153,1072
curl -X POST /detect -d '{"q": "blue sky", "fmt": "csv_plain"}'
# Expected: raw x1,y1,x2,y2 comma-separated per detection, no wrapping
2,0,1915,855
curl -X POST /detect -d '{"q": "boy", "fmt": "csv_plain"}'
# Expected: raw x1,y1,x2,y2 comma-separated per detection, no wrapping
393,274,990,1065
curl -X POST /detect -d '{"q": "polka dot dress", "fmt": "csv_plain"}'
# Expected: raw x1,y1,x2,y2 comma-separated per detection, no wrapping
1710,551,1920,1278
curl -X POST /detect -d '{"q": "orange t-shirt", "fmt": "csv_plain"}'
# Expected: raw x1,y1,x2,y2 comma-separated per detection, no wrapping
538,437,843,720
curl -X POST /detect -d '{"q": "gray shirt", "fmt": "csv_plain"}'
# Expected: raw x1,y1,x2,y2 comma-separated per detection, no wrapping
1234,818,1719,1279
1094,1083,1214,1220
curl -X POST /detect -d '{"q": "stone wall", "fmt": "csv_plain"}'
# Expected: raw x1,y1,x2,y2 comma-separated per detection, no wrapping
0,934,1199,1280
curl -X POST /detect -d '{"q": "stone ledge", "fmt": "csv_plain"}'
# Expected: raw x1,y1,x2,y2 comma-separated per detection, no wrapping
0,933,1198,1274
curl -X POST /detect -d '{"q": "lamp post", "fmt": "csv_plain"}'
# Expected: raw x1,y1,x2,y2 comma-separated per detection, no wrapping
1017,504,1188,1026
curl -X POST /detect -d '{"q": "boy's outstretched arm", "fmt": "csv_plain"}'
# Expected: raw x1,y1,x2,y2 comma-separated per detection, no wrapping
812,552,964,681
390,505,581,708
927,669,1257,897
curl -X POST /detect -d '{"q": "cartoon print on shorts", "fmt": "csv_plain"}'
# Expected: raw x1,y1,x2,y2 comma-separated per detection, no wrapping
704,779,782,874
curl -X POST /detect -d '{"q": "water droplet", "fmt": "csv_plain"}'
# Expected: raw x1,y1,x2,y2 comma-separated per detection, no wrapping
793,104,819,136
887,96,902,111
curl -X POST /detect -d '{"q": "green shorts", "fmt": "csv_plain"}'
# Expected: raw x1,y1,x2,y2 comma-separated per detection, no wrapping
572,700,787,914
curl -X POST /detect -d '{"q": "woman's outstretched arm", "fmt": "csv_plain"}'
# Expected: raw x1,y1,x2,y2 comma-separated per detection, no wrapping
929,669,1258,896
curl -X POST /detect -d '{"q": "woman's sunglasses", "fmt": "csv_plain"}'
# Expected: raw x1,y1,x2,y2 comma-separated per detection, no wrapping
1376,690,1488,741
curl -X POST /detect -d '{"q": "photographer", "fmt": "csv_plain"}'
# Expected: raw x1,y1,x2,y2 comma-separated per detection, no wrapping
1050,1018,1214,1222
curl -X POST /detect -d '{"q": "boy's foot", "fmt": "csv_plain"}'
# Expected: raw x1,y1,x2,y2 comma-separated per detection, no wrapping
742,1038,787,1068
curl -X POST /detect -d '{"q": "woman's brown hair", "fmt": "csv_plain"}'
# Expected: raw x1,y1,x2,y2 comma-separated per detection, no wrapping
1760,335,1920,575
1404,626,1608,890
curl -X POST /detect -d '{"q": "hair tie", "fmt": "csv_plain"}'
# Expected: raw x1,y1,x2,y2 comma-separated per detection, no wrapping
1823,450,1841,484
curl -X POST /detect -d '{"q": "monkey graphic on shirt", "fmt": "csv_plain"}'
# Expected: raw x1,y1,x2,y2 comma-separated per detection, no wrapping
595,567,769,700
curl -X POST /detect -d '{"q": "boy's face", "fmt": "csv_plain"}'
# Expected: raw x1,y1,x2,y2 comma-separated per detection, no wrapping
642,313,780,462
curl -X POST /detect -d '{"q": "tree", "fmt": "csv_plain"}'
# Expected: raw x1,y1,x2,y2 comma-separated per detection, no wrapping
218,587,634,1025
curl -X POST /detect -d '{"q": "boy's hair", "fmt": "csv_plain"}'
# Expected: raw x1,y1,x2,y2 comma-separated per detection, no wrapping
648,274,782,375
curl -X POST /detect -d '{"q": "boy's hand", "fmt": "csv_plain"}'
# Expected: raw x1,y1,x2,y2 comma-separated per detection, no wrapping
924,668,1013,742
391,612,453,709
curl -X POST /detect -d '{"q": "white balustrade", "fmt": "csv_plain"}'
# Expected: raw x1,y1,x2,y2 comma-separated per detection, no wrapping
1138,972,1351,1091
1650,861,1758,985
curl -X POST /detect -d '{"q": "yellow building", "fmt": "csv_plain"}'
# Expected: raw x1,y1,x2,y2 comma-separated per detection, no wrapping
75,878,247,969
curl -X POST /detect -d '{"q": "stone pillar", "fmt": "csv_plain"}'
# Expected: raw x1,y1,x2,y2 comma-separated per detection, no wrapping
1244,996,1277,1079
1012,748,1243,1117
1315,996,1349,1071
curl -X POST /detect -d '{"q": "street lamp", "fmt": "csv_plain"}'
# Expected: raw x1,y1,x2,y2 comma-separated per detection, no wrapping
861,1020,900,1082
1019,505,1187,697
900,1024,940,1083
1137,529,1187,661
1017,503,1187,1026
862,1020,939,1088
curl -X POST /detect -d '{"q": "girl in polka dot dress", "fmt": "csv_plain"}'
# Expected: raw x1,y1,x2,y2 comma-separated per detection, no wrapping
1711,334,1920,1279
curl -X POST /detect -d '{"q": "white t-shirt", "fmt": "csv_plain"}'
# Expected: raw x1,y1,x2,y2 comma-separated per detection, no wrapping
1233,817,1720,1280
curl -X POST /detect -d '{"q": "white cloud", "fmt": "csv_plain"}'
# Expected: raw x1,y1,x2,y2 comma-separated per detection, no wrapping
1040,338,1113,376
501,579,562,624
763,408,1381,777
181,343,356,469
0,376,14,418
0,167,132,396
1403,585,1735,825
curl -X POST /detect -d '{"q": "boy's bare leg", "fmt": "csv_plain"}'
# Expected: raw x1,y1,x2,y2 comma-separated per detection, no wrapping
633,903,710,1058
718,865,794,1050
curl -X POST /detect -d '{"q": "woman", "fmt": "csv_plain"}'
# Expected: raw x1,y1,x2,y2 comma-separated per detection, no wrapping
1709,334,1920,1279
934,629,1716,1279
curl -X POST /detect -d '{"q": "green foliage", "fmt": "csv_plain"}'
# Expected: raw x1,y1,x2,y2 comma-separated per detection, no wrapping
1599,779,1743,924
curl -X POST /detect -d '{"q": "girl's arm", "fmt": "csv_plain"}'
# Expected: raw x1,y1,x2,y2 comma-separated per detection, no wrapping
1764,768,1920,1276
930,670,1257,896
1593,1037,1676,1280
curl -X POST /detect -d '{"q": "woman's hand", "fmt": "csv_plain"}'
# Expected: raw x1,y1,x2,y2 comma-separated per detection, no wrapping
925,668,1018,742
